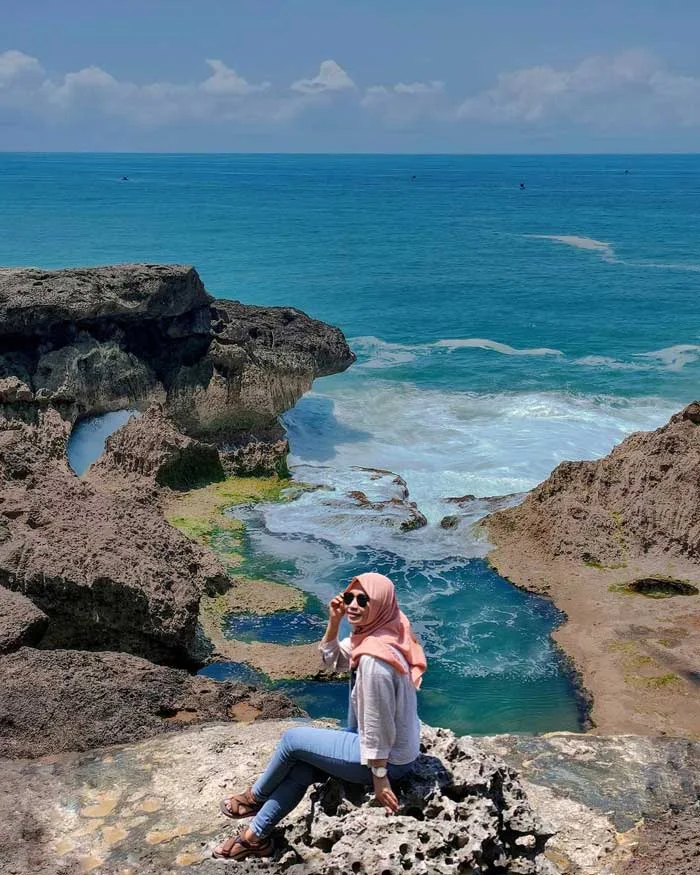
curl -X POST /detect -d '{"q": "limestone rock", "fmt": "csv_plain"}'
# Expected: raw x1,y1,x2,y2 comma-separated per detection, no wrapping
0,586,48,653
87,404,224,495
485,402,700,566
0,264,211,337
0,414,227,665
0,648,302,759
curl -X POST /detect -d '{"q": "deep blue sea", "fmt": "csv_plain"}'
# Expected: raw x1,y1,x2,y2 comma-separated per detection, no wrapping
6,153,699,735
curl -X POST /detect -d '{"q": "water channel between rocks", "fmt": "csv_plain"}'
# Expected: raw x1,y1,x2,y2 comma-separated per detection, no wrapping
69,411,585,736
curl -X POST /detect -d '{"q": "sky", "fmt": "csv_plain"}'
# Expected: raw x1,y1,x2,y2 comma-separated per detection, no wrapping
1,0,699,152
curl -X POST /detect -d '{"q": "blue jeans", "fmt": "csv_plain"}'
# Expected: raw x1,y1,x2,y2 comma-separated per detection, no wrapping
249,726,415,837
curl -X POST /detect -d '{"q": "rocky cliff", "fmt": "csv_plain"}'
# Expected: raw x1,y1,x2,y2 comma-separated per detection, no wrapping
484,402,700,736
0,264,354,755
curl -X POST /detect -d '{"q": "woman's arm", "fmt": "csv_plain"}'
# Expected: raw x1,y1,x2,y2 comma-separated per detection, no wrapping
319,595,351,671
356,658,400,814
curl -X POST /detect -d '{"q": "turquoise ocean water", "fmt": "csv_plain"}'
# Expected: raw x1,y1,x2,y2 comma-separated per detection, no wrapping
6,153,699,735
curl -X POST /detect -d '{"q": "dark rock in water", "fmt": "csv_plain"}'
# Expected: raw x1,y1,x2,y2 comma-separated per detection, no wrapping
0,586,48,654
440,514,459,529
0,647,303,759
400,503,428,532
445,493,477,504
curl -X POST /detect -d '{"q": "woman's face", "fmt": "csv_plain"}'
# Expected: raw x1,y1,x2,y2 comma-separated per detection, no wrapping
344,583,370,626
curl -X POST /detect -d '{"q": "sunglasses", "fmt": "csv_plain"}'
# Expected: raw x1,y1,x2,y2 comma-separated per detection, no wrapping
343,592,370,608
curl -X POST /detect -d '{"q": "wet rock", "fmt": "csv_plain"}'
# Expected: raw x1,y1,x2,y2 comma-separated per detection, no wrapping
440,514,460,529
0,586,48,653
0,648,302,759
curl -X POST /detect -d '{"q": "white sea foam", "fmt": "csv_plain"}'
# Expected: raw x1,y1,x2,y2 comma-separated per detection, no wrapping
527,233,700,273
273,383,676,560
574,355,652,372
527,234,616,262
434,338,564,357
633,344,700,371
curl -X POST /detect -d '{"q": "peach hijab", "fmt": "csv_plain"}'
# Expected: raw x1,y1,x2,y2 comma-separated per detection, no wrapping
345,572,427,690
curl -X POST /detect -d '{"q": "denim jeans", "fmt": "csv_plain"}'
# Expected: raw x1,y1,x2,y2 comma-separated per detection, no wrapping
249,725,415,838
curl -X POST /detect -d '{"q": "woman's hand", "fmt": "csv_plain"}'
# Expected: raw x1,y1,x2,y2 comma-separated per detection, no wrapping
372,775,399,815
328,594,346,624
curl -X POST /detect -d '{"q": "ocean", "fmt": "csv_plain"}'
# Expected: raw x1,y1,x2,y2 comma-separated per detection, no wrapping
7,152,699,734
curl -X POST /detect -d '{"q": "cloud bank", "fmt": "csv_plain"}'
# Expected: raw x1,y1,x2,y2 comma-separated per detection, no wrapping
1,48,699,134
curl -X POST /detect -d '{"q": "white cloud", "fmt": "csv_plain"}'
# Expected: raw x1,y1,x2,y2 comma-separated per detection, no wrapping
457,50,700,127
361,79,446,124
291,60,355,94
201,59,270,96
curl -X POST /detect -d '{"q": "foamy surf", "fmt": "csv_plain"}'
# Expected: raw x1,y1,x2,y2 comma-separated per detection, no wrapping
527,233,700,273
279,383,677,559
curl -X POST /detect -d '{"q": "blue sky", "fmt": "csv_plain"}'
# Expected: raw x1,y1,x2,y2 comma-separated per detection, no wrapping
1,0,699,152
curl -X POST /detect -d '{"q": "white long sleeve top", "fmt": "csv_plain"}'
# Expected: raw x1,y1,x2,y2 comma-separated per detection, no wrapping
319,636,420,766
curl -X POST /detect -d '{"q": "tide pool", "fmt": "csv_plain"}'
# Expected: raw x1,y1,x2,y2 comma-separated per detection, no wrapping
15,153,700,735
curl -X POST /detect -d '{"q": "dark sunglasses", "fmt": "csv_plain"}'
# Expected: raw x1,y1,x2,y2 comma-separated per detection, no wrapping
343,592,370,608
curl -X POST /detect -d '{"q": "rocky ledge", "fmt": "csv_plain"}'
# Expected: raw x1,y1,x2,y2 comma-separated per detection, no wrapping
0,264,354,755
3,720,699,875
484,402,700,736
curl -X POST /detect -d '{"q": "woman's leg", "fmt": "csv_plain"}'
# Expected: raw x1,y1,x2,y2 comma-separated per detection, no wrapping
252,726,369,802
248,726,371,837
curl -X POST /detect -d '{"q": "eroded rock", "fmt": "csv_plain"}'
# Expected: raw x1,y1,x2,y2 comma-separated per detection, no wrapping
0,586,48,654
0,648,302,759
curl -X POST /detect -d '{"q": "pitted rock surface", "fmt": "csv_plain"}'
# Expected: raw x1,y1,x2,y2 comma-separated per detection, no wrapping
0,585,48,653
278,725,556,875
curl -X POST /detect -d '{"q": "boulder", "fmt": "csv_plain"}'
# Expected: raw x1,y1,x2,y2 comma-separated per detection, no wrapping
87,404,224,495
0,648,302,759
0,413,228,665
0,586,48,653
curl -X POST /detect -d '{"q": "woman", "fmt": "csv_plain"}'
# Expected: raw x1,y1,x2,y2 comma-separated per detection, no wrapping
213,572,427,861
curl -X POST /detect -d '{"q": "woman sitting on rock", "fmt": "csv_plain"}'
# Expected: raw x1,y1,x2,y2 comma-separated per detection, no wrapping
213,572,427,861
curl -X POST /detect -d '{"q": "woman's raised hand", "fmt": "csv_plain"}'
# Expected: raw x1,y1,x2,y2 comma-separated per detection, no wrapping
328,594,346,624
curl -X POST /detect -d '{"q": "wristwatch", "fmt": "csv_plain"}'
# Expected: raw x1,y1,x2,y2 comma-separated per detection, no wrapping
370,766,388,778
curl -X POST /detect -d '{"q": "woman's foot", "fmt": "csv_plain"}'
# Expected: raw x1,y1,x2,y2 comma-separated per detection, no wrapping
219,786,261,819
212,829,274,861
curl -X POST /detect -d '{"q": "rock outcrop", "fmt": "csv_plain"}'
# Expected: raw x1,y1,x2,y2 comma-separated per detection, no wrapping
86,404,225,500
0,265,354,669
0,586,48,654
3,720,699,875
484,402,700,736
0,412,228,666
0,648,302,759
486,402,700,568
0,265,355,441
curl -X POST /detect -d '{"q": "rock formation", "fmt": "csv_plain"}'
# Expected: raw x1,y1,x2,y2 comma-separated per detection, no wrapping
484,402,700,736
0,264,355,755
486,402,700,568
3,719,699,875
0,265,355,445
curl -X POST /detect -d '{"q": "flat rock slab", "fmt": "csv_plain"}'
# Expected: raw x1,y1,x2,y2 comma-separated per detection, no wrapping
480,732,700,874
3,722,698,875
1,721,555,875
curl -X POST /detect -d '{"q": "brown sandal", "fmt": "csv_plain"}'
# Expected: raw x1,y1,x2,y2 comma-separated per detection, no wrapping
212,833,274,860
219,787,261,819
